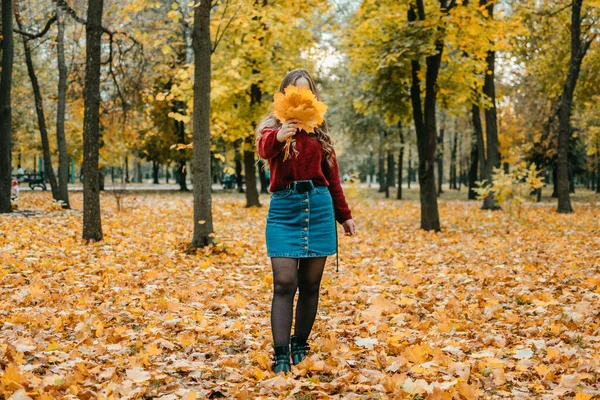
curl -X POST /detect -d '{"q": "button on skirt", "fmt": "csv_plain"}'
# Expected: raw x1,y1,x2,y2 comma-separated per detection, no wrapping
266,185,336,258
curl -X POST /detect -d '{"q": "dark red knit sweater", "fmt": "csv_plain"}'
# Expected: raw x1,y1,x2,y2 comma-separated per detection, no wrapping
257,126,353,225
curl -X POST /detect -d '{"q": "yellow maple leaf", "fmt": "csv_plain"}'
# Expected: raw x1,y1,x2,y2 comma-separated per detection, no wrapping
574,391,592,400
94,320,104,338
179,331,196,347
0,363,25,389
183,391,197,400
28,281,46,301
146,344,162,356
272,85,328,161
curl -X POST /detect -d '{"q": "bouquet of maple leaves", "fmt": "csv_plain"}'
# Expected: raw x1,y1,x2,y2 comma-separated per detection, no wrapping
273,85,328,161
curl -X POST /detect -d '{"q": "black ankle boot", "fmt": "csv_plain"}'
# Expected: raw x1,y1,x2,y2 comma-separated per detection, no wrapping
272,344,291,374
290,335,310,365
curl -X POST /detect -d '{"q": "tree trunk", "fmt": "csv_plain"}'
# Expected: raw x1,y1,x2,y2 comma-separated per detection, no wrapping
557,0,589,213
177,0,194,64
378,142,386,193
243,135,260,206
385,149,394,199
124,155,130,183
397,128,404,200
408,1,441,231
82,0,104,241
234,140,244,192
471,105,485,181
568,167,575,194
407,147,411,189
135,158,143,183
437,128,444,195
14,3,60,201
190,0,214,249
152,161,159,184
468,127,479,200
54,1,70,208
172,107,189,190
480,1,500,210
174,120,189,190
552,166,558,197
0,0,14,213
450,128,458,189
368,148,374,187
387,148,395,189
245,81,262,206
536,176,543,202
99,168,104,191
457,157,463,191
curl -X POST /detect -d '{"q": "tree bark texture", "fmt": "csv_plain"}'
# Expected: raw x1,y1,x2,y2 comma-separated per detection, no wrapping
480,0,501,210
190,0,214,248
557,0,590,213
56,1,70,208
0,0,14,213
408,1,443,231
397,128,404,200
82,0,104,241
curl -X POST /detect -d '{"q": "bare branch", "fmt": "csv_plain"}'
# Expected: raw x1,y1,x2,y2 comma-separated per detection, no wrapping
58,0,140,47
14,15,57,39
212,1,241,53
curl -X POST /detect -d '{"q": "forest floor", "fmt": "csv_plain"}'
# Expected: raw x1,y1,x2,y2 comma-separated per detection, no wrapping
17,181,600,205
1,188,599,399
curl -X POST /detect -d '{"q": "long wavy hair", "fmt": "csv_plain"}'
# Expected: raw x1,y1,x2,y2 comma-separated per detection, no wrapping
255,68,335,169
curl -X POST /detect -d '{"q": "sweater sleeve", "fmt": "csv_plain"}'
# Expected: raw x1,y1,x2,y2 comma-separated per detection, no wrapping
257,126,286,160
323,148,353,224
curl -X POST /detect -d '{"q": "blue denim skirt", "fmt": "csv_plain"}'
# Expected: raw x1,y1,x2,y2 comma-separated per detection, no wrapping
266,183,336,258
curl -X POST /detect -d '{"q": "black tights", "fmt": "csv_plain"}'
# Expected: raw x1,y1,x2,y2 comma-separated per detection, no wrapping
270,256,327,347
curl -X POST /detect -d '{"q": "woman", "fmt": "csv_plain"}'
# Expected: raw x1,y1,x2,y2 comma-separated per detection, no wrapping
255,68,357,374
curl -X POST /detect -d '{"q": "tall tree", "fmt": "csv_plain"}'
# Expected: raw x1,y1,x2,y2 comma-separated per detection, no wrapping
556,0,592,213
244,82,261,207
406,0,457,231
397,124,405,200
243,0,268,208
56,0,70,208
14,2,60,201
82,0,104,241
190,0,214,248
467,107,480,200
450,126,458,190
437,127,444,195
378,133,386,193
480,0,501,210
0,0,14,213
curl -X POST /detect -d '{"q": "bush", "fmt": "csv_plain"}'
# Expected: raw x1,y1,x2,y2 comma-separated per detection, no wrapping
474,163,545,221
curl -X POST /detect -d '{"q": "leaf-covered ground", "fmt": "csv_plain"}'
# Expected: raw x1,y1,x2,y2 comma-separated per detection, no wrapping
1,191,599,399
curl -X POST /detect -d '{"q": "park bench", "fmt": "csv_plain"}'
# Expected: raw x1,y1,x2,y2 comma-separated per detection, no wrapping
13,172,47,191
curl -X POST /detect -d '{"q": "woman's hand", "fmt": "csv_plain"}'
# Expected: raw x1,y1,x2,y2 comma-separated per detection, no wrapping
342,219,356,236
277,119,299,143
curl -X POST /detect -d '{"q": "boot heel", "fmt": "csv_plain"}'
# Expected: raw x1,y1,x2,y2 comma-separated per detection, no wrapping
290,335,310,365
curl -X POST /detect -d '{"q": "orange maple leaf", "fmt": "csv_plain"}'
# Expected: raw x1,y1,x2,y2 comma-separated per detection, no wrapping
272,85,328,161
